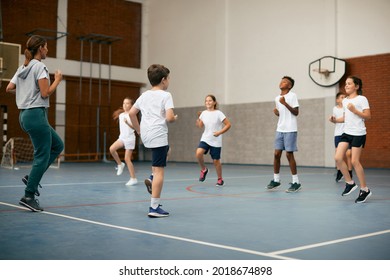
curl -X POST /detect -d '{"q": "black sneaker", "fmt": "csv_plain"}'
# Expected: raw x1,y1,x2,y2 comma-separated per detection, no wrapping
335,170,343,182
266,180,281,190
19,196,44,212
22,175,42,196
342,182,358,196
216,178,224,187
286,182,302,193
199,168,208,182
355,189,372,203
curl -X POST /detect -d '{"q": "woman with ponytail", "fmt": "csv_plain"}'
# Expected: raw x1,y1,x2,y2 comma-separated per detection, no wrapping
6,35,64,211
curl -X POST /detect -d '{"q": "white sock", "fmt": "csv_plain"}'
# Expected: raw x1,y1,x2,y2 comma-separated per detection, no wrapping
273,174,280,182
361,186,369,192
292,174,299,184
151,198,160,209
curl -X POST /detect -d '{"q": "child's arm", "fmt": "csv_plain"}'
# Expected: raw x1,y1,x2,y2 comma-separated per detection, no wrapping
166,108,178,123
124,117,135,130
213,118,231,137
329,115,344,123
279,96,299,116
129,107,140,135
196,111,204,128
347,104,371,120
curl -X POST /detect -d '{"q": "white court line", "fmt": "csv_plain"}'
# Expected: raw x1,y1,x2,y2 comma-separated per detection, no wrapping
0,175,268,188
0,173,317,188
270,229,390,255
0,201,295,260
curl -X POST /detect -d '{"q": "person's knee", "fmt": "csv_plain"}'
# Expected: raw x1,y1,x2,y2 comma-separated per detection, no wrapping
109,145,116,154
55,141,64,154
195,149,203,159
286,152,294,161
274,150,282,159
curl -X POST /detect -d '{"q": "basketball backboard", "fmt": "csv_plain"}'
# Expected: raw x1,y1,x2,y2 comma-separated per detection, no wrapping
308,56,346,87
0,42,21,81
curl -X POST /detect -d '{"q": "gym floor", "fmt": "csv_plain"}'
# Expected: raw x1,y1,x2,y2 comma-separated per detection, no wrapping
0,161,389,260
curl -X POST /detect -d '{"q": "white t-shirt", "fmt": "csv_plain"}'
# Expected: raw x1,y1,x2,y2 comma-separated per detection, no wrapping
133,89,174,148
343,95,369,136
332,106,345,136
275,91,299,132
118,112,135,141
199,110,226,147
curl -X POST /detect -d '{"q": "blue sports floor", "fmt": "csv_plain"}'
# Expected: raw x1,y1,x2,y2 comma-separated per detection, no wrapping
0,161,389,261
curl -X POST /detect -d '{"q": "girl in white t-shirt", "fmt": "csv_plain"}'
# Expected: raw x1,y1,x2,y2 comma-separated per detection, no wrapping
110,98,137,186
334,76,371,203
196,95,231,186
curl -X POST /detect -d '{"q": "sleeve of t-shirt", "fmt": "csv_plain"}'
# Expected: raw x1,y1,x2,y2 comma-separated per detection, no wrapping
133,96,141,110
218,110,226,122
10,70,18,84
36,63,49,80
291,93,299,108
164,92,174,110
361,96,370,110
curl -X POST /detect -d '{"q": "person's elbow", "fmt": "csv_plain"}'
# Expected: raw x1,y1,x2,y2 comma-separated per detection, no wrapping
6,83,15,93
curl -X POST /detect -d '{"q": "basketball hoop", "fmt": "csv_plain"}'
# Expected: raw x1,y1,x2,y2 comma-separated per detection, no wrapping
312,68,330,78
308,56,346,87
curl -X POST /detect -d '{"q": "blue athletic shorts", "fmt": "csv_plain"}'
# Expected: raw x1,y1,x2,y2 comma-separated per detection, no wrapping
274,131,297,152
151,145,169,167
334,135,342,148
198,141,221,160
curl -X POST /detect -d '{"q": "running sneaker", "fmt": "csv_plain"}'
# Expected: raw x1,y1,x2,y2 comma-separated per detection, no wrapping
116,162,125,176
341,182,357,196
355,189,372,203
144,174,153,194
335,170,343,182
199,168,208,182
19,196,44,212
22,175,42,196
216,178,224,187
125,178,138,186
148,205,169,218
286,182,302,193
266,180,281,190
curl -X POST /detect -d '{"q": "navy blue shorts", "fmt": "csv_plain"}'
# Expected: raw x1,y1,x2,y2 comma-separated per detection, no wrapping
334,135,343,148
151,145,169,167
198,141,221,160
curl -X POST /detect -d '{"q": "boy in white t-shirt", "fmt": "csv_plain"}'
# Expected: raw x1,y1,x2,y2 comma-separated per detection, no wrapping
129,64,177,217
195,95,231,186
329,92,352,182
267,76,301,193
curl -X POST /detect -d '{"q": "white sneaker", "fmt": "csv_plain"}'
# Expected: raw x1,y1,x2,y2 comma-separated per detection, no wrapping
126,178,138,186
116,162,125,176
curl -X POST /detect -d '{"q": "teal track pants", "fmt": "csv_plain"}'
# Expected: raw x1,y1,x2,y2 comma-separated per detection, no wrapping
19,108,64,197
